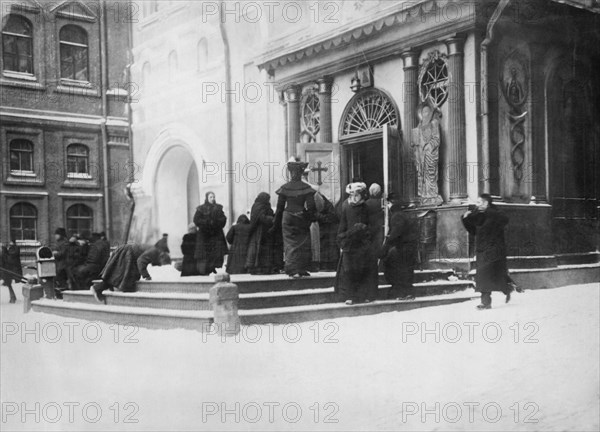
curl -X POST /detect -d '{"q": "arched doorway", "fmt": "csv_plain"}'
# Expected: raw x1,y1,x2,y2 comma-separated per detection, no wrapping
338,88,401,196
154,145,200,258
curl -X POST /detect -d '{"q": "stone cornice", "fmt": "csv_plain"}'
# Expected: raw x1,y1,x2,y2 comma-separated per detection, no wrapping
257,0,475,74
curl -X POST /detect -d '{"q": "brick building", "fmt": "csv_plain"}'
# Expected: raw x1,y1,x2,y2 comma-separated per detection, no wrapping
0,0,132,261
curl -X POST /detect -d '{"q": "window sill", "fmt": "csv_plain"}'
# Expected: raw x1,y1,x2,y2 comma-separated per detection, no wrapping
0,77,44,91
3,71,37,81
10,170,37,177
56,85,100,97
60,79,92,88
5,175,44,186
67,173,93,180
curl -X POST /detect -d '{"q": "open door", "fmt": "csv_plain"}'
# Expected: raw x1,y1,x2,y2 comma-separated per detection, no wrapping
383,123,401,234
296,142,341,205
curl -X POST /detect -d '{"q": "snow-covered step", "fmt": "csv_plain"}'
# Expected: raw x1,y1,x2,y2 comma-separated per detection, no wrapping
61,280,474,311
238,292,479,325
136,269,458,294
30,299,213,331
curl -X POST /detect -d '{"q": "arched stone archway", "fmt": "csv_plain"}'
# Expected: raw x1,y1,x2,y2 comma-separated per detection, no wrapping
154,145,200,258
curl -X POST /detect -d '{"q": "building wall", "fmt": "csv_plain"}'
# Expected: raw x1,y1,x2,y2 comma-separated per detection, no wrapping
0,0,131,257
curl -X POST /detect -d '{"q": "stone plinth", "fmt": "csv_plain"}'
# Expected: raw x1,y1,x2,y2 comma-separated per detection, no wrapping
209,273,240,336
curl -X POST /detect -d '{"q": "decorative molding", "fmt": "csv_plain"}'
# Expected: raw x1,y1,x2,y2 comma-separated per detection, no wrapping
418,50,449,109
339,88,399,140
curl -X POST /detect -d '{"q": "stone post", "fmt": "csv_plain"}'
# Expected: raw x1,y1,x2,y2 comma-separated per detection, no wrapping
402,50,419,204
22,282,44,313
317,76,333,142
209,273,240,336
446,37,468,203
285,85,301,158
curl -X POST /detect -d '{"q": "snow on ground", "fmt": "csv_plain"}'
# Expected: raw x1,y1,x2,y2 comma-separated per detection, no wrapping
1,281,598,432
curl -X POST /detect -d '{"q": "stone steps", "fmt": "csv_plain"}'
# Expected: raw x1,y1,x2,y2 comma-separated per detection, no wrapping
135,269,455,294
32,292,477,328
31,299,213,331
61,280,474,311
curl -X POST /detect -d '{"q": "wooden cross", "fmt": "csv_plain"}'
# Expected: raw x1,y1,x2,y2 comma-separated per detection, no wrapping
311,161,328,186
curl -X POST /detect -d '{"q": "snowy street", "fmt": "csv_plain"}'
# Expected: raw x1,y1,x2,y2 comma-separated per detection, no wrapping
1,282,598,431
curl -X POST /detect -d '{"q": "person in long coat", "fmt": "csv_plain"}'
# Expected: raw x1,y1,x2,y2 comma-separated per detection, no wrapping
1,240,22,303
180,224,199,276
92,241,171,302
316,194,339,272
273,158,317,277
226,215,252,274
194,191,228,275
52,227,69,289
365,183,385,299
462,194,512,309
336,182,375,304
73,232,111,290
380,200,419,300
246,193,276,274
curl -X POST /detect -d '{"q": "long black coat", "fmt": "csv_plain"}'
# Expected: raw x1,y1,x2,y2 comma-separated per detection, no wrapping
227,222,252,274
180,233,199,276
462,207,509,293
381,210,419,292
194,203,228,275
1,244,22,284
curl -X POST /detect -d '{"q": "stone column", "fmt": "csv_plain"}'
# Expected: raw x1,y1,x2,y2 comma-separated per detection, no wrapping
317,76,333,142
284,85,301,158
401,50,419,204
446,37,468,203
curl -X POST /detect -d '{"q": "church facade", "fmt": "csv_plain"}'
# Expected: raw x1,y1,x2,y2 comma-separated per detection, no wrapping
128,0,600,263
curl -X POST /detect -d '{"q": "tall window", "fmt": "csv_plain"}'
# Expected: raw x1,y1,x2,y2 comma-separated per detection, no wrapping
168,50,177,82
9,139,33,172
66,144,89,176
67,204,93,236
2,15,33,74
10,203,37,241
197,38,208,71
59,25,88,81
419,51,449,108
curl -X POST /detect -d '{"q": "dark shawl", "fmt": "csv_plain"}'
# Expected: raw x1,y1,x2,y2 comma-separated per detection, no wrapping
246,193,275,272
462,206,509,293
226,215,252,274
180,233,199,276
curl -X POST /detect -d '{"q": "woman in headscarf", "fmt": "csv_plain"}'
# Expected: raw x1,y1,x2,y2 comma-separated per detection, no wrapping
364,183,384,299
336,182,374,304
226,214,252,274
91,240,171,302
194,191,228,275
273,157,317,278
180,224,199,276
246,193,276,274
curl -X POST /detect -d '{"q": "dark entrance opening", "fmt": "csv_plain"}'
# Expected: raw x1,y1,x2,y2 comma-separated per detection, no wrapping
343,138,383,188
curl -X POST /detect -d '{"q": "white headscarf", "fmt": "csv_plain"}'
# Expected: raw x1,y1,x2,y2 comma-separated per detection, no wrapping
346,182,367,205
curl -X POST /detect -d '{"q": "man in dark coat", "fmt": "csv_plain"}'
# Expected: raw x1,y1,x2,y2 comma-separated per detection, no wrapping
73,232,111,290
462,194,512,309
194,192,228,275
1,240,22,303
365,183,385,299
181,224,199,276
92,241,171,302
380,201,419,300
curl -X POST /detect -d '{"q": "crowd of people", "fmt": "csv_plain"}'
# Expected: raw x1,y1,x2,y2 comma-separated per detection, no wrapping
2,158,519,310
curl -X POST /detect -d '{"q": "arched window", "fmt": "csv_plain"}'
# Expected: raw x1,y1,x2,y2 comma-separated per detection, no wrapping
340,88,399,138
10,202,37,241
66,144,89,176
168,50,177,82
419,50,449,108
66,204,93,237
301,91,320,143
197,38,208,71
59,25,88,80
2,15,33,74
142,61,151,88
9,139,33,172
